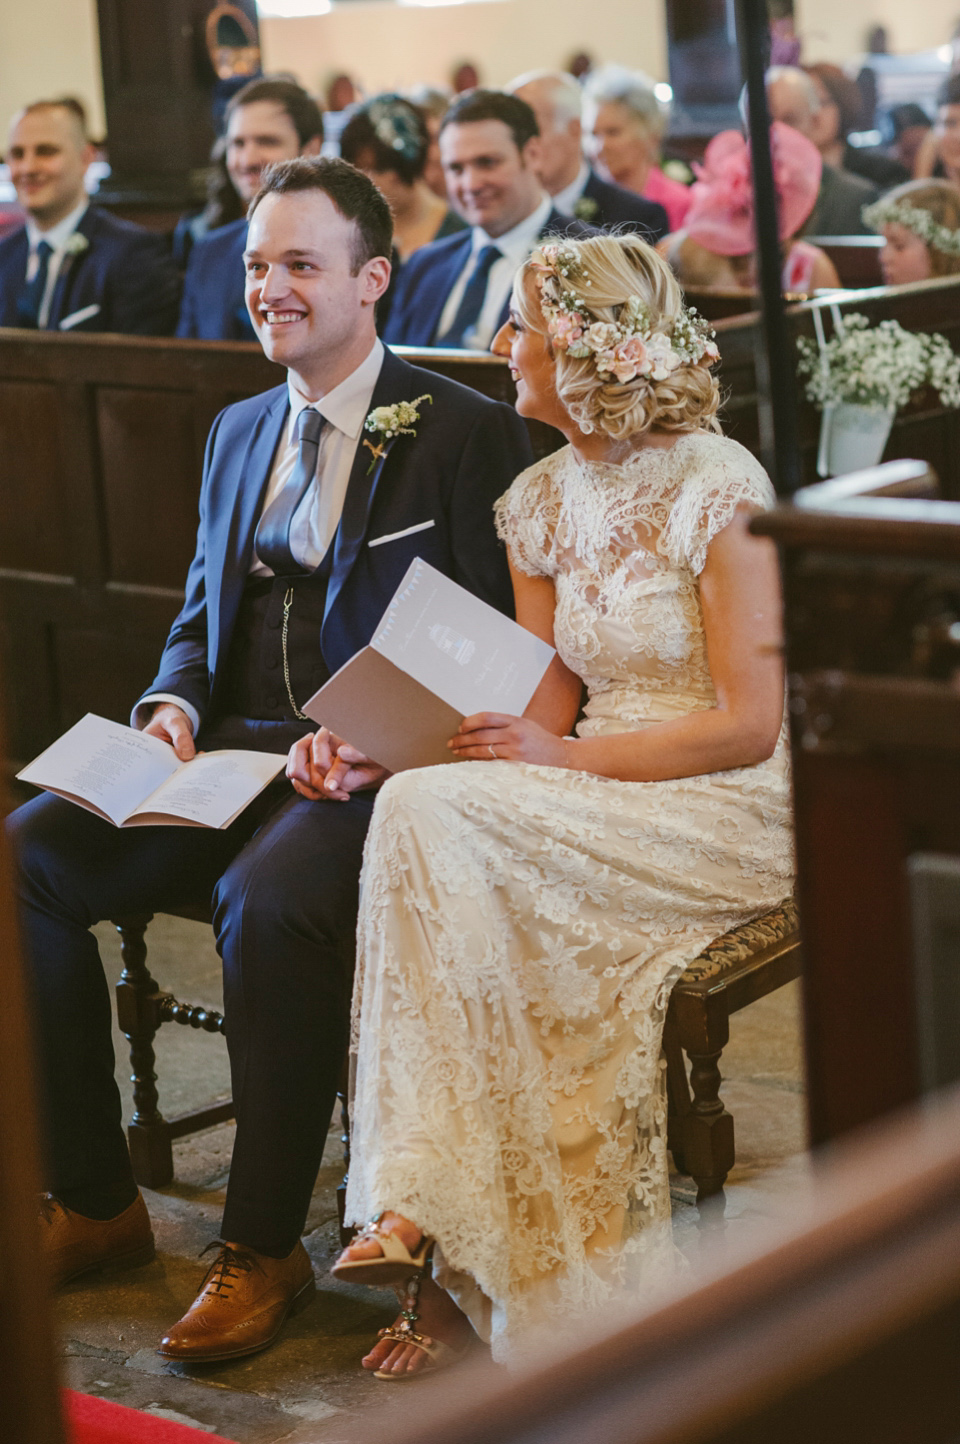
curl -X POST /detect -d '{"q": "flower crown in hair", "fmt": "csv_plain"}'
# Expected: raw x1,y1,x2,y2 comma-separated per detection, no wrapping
862,196,960,257
366,95,423,165
529,242,719,385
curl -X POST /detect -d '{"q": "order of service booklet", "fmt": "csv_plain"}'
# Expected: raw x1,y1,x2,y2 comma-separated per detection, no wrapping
17,714,287,829
303,558,556,774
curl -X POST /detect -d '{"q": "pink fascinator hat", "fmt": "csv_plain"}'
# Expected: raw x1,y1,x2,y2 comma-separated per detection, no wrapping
685,122,822,257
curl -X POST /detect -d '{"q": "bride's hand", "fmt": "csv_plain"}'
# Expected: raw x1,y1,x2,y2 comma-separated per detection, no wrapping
449,713,569,767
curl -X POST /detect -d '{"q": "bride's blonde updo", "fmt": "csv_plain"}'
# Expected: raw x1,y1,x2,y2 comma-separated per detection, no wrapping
515,233,721,441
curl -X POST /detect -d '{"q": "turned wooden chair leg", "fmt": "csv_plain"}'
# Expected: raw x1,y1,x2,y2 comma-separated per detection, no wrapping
663,1014,691,1178
671,991,735,1222
112,913,175,1189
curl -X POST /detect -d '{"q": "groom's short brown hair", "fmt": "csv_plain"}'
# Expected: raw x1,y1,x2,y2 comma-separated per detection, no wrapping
249,156,393,273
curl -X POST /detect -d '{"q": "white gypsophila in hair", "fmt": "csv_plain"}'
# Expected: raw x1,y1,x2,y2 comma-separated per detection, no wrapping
529,243,719,386
862,196,960,257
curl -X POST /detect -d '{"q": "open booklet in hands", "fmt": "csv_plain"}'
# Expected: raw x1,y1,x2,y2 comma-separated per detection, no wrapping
303,558,556,774
17,714,287,829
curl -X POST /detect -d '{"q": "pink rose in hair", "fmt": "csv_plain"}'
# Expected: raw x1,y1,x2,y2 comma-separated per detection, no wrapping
609,335,649,383
550,308,585,347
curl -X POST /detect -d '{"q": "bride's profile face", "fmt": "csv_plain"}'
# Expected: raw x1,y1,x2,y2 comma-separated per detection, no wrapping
492,297,563,428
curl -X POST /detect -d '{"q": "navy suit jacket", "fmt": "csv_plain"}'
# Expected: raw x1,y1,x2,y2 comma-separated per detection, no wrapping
176,217,254,341
384,207,597,348
576,169,668,242
0,204,180,334
138,346,532,741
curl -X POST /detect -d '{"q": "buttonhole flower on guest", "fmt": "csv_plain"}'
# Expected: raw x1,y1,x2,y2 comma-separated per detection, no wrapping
363,394,433,473
64,232,90,256
574,195,599,222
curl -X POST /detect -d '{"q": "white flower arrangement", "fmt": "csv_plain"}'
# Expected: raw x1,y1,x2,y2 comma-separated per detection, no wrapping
64,232,90,256
529,242,718,386
363,394,432,473
797,313,960,413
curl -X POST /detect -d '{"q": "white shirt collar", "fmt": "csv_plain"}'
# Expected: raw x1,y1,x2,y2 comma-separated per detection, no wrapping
474,194,553,265
286,337,384,443
552,161,591,218
26,199,89,254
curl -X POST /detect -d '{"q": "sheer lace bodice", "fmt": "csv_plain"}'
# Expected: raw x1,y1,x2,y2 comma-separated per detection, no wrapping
495,432,777,732
346,432,794,1365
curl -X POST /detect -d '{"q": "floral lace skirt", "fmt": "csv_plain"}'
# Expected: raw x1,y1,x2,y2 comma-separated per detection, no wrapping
345,750,793,1363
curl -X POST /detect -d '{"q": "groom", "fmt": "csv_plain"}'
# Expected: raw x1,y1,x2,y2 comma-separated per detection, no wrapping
10,158,531,1360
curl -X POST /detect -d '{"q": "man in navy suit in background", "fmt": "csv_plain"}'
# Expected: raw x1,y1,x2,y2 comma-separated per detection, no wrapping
0,99,179,334
176,77,324,341
384,89,598,349
509,71,669,240
10,158,532,1361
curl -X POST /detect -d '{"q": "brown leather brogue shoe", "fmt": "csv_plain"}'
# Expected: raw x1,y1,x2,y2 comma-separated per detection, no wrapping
157,1239,315,1362
39,1193,155,1289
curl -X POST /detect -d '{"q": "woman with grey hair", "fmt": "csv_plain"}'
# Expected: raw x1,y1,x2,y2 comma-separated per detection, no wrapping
584,65,692,230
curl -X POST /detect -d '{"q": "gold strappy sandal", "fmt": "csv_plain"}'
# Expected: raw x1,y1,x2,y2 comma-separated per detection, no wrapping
331,1215,434,1287
372,1272,468,1382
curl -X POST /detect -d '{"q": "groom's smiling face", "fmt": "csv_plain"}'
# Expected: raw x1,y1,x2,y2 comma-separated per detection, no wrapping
244,188,384,386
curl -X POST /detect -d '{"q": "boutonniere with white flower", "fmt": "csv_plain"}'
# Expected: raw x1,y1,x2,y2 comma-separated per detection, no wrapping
64,232,90,257
573,195,599,222
363,394,432,474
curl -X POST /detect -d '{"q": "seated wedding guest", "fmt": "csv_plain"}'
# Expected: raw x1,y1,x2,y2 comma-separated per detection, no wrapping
508,69,668,240
889,103,933,178
765,65,878,234
804,62,909,191
339,94,466,260
914,77,960,187
331,232,793,1375
172,136,246,269
863,178,960,285
384,89,596,349
404,85,451,200
659,124,841,294
177,77,323,340
582,66,692,232
0,99,179,334
11,156,532,1364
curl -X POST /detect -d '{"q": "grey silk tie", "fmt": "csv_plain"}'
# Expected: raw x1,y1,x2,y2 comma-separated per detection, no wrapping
254,407,326,576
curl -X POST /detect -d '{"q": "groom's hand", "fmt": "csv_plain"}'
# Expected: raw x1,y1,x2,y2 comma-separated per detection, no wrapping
144,703,196,761
287,728,390,802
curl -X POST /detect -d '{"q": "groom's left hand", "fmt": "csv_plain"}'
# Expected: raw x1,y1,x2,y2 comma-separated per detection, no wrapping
449,713,568,767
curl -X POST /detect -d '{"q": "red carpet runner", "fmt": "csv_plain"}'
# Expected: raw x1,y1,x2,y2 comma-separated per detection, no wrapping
65,1390,238,1443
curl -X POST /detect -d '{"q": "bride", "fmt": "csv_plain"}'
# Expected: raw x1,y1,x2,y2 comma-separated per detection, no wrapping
328,233,794,1376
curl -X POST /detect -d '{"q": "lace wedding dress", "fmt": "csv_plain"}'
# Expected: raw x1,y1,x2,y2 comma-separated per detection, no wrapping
345,433,794,1363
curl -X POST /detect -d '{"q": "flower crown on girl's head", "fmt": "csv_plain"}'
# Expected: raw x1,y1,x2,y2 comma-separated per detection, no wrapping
863,195,960,257
528,242,720,385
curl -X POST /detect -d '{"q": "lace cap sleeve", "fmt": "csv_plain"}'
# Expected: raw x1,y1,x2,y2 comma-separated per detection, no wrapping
494,454,562,578
660,436,776,576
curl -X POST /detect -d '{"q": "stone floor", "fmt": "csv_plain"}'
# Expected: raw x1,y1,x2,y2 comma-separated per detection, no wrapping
56,916,810,1443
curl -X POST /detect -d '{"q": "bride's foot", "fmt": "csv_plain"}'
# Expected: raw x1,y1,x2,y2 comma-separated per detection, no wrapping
362,1269,475,1379
331,1211,432,1286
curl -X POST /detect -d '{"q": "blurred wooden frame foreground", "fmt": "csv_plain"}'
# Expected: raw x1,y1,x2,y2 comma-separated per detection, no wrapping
357,1088,960,1444
0,715,64,1435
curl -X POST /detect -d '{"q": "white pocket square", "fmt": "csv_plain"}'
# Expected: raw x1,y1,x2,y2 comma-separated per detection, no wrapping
368,520,436,548
59,303,101,331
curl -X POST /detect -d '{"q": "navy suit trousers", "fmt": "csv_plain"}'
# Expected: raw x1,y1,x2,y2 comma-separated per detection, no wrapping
9,781,376,1255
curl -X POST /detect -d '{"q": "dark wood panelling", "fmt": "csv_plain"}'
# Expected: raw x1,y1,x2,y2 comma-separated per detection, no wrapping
0,381,73,574
97,386,203,588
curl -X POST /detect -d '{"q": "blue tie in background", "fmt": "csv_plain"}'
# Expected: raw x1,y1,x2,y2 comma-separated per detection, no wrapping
254,407,327,576
16,239,54,329
435,244,502,348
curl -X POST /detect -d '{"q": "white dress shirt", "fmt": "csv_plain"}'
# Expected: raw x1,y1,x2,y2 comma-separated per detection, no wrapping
135,338,385,734
25,199,89,328
552,161,592,219
435,194,553,351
